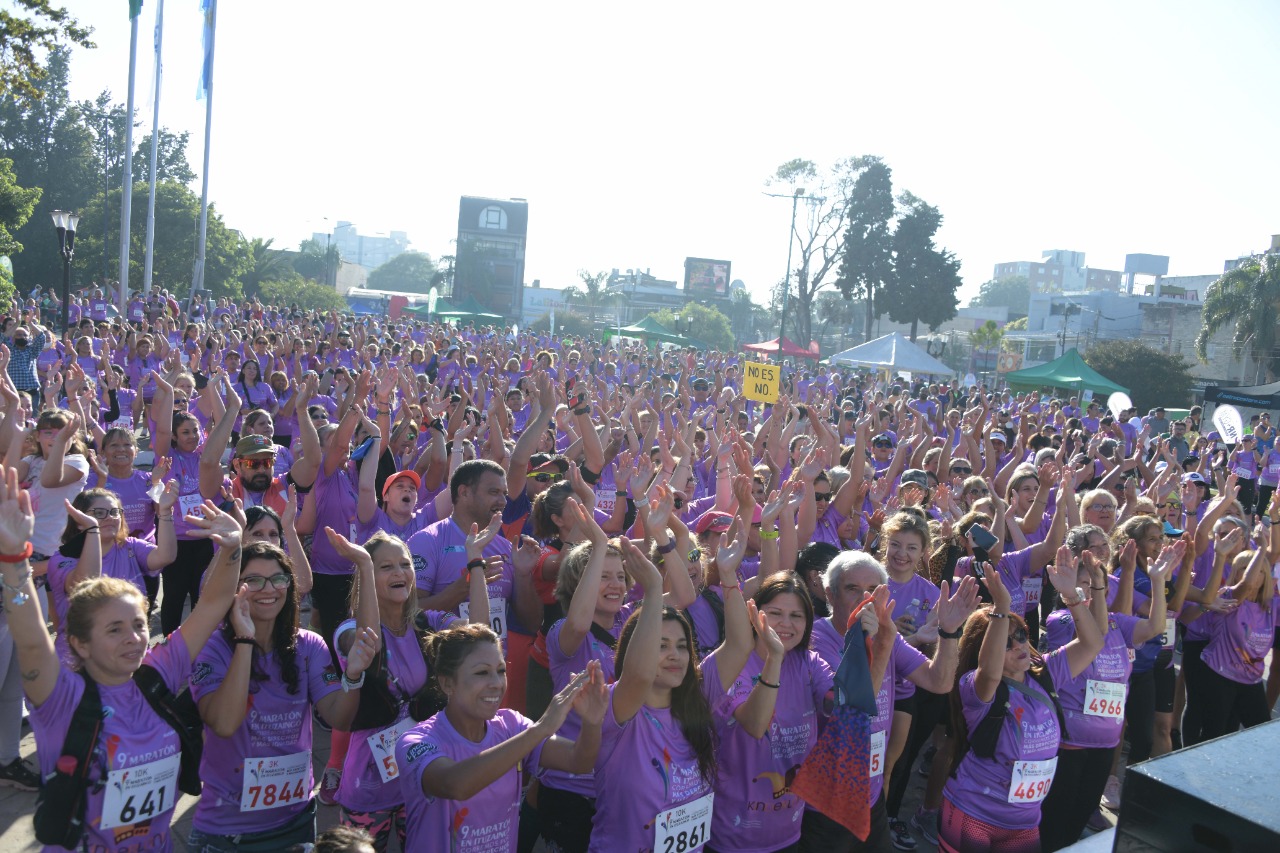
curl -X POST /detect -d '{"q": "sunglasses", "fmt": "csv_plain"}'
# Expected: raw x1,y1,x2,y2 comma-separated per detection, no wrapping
310,412,328,421
1006,626,1030,648
814,492,832,502
872,440,894,449
527,472,562,483
239,458,274,470
1157,502,1182,510
240,573,292,591
967,487,990,497
951,467,972,475
86,506,123,519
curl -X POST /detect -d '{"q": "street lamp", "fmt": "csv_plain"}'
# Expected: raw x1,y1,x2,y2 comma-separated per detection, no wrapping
51,210,80,335
765,187,823,361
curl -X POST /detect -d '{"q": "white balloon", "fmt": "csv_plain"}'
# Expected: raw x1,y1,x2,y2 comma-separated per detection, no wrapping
1213,404,1244,445
1106,392,1133,418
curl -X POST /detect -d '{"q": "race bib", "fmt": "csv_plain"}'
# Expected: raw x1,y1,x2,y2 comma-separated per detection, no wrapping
107,416,134,432
1267,463,1280,478
240,751,311,812
1008,757,1057,804
1022,577,1043,608
100,753,180,829
349,522,358,543
869,729,886,777
1084,680,1126,719
459,596,507,640
178,492,205,519
367,717,415,784
1234,466,1253,479
654,792,713,853
1163,611,1177,649
595,490,616,516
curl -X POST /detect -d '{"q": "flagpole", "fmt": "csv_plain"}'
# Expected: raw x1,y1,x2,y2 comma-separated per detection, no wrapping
192,0,217,299
142,0,164,297
118,10,139,313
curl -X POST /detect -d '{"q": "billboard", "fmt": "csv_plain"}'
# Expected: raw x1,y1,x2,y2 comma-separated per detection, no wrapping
684,257,731,297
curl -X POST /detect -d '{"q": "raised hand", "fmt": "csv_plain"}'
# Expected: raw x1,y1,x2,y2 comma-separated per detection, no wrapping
982,562,1012,611
228,585,256,638
157,479,179,513
511,534,542,577
936,576,979,635
716,518,747,580
344,625,381,679
184,501,243,548
64,498,98,532
572,660,609,726
537,667,592,734
748,599,785,660
620,536,663,593
465,512,502,559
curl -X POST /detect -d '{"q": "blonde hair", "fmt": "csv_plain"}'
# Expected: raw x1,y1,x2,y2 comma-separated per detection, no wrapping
65,576,146,667
555,539,627,612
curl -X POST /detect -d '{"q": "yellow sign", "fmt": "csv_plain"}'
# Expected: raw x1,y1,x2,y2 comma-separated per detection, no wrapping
743,360,780,404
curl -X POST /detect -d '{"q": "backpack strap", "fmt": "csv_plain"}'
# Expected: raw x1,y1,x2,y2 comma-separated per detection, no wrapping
33,673,104,847
588,621,618,651
132,664,203,796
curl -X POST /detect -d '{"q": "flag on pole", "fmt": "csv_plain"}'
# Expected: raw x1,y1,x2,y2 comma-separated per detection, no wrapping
130,0,143,18
199,0,216,99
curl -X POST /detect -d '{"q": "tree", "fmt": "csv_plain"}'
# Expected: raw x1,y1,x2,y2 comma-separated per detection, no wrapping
814,290,856,344
969,320,1004,354
1084,340,1193,412
561,269,610,325
650,303,735,352
0,157,42,256
73,180,250,299
292,238,335,284
834,158,895,341
131,128,196,186
0,1,93,105
366,251,437,294
1196,255,1280,381
765,158,869,347
970,275,1032,316
259,272,348,313
240,237,288,298
528,309,592,338
882,191,961,340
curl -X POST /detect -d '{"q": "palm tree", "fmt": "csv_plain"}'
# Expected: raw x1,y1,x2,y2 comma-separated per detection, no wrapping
969,319,1004,376
562,269,610,325
1196,254,1280,381
240,237,289,298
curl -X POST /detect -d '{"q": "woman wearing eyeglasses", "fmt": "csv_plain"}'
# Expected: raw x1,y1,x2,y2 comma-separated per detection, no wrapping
187,541,376,852
941,550,1104,853
47,486,179,665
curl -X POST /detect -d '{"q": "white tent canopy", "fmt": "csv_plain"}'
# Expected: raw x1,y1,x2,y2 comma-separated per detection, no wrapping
828,332,955,376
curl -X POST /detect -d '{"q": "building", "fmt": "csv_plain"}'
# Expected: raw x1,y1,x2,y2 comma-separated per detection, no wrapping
992,250,1122,294
605,268,686,325
310,222,411,271
521,282,567,325
455,196,528,320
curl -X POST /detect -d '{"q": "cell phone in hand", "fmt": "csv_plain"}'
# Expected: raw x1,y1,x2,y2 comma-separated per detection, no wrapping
969,524,998,552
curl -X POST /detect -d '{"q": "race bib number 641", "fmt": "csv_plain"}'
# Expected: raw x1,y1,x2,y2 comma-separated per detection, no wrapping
100,754,180,829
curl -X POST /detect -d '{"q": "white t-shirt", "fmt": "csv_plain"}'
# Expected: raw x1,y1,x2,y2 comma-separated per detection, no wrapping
26,454,90,556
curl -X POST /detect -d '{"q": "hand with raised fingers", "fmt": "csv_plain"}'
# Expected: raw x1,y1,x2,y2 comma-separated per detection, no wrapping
228,585,256,638
749,599,786,661
465,512,503,561
572,660,609,726
344,626,381,680
184,501,243,549
323,526,374,568
716,518,747,581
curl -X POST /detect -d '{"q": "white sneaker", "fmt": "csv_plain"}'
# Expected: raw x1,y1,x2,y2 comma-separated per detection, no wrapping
1101,774,1121,810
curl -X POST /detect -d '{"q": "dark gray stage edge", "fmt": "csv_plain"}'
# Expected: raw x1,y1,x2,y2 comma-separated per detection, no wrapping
1114,718,1280,852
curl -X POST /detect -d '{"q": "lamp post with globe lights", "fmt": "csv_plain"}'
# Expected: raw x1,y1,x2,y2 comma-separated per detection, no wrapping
51,210,81,336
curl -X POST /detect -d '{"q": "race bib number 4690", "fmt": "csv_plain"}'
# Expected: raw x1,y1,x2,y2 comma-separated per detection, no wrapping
1007,757,1057,804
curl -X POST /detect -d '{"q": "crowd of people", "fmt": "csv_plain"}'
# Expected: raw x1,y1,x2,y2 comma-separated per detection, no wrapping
0,284,1273,853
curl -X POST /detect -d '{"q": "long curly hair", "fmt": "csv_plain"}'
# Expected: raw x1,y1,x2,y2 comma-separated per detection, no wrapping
223,542,301,695
615,605,717,785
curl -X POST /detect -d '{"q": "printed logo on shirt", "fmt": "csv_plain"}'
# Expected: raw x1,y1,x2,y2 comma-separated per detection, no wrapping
406,741,435,763
443,545,466,554
322,666,340,684
191,662,213,684
412,554,428,575
752,763,801,800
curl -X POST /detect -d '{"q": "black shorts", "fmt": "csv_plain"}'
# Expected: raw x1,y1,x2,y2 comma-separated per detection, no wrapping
1237,478,1258,512
893,692,918,717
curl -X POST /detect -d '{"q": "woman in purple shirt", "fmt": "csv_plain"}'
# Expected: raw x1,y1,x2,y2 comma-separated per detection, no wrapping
188,542,376,851
941,550,1104,853
396,625,606,853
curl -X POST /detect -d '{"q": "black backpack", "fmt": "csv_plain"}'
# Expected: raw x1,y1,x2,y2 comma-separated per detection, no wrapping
33,665,204,849
954,667,1066,774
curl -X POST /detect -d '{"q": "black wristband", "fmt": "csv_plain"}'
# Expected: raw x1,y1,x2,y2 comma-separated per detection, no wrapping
232,637,256,647
466,558,487,571
938,626,962,640
757,677,780,689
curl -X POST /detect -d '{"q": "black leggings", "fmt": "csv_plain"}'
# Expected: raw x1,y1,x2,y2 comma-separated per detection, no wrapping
1125,669,1156,764
799,793,886,853
1199,668,1269,741
1180,639,1211,745
311,572,354,664
1258,483,1276,517
536,785,596,853
160,538,214,635
1039,746,1113,851
887,689,947,818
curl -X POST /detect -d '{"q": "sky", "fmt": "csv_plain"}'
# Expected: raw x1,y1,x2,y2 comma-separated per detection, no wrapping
48,1,1280,308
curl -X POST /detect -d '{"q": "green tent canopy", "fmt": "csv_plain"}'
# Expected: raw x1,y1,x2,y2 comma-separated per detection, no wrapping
602,315,696,347
1004,348,1129,396
436,295,503,320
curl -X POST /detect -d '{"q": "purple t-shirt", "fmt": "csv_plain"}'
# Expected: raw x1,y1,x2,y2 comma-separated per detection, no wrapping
162,447,207,541
685,588,724,661
87,470,157,541
955,547,1037,616
30,630,191,852
1202,599,1275,684
357,503,439,544
310,465,359,575
189,630,341,834
396,708,544,853
812,506,849,549
408,517,516,640
943,651,1069,830
1044,609,1139,748
333,612,452,813
542,608,632,797
588,685,714,853
886,574,939,700
699,647,834,851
